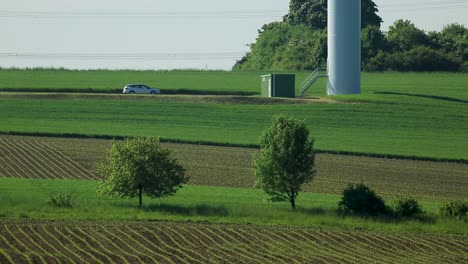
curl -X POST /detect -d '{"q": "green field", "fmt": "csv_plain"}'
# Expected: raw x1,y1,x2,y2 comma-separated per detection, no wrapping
0,69,271,94
1,70,467,159
0,91,466,160
0,70,467,262
1,69,467,98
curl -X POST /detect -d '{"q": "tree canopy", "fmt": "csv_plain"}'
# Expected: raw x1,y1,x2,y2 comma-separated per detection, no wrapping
96,137,188,207
387,19,429,52
234,0,468,72
254,116,316,209
285,0,382,29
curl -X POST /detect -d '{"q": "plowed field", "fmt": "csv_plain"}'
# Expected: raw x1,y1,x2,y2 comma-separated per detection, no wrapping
1,136,467,201
1,219,466,264
0,138,96,180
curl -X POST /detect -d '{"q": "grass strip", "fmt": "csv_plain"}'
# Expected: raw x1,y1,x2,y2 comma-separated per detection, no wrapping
0,178,466,235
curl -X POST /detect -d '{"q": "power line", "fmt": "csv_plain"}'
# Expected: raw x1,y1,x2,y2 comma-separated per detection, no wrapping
0,52,246,61
1,2,467,20
0,10,286,20
379,0,468,13
379,0,467,7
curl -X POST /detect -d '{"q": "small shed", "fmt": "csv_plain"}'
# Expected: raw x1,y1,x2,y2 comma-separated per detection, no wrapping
261,74,295,98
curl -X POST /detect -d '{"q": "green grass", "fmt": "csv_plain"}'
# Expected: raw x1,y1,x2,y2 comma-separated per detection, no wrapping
1,69,467,98
0,177,465,234
0,92,466,159
0,69,274,94
0,70,467,159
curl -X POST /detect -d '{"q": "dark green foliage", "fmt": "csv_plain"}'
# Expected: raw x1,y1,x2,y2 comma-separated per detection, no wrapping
254,116,315,209
439,201,468,220
96,137,188,207
234,23,326,71
235,0,382,71
387,19,429,52
365,46,461,72
391,197,424,218
47,193,72,208
285,0,382,29
285,0,327,30
437,23,468,61
338,183,387,216
361,25,388,65
365,21,467,71
360,0,383,29
237,1,466,72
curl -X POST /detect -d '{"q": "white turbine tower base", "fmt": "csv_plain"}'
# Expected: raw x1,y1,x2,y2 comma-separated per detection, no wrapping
327,0,361,95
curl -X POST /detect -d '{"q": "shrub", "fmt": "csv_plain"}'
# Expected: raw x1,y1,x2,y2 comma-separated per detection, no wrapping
338,183,388,216
47,193,72,208
391,197,424,218
439,201,467,220
387,46,461,71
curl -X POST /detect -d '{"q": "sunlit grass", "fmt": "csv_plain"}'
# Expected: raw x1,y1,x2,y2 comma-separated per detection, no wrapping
0,178,465,234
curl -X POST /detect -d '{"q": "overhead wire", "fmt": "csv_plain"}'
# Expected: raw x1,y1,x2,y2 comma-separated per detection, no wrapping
0,52,247,61
378,0,468,13
0,10,286,20
1,2,466,63
0,1,467,20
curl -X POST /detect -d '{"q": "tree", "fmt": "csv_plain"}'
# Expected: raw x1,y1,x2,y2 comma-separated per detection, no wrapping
361,0,382,29
386,19,429,52
361,25,387,65
285,0,382,29
96,137,187,207
233,23,327,71
285,0,327,30
235,0,382,70
439,23,468,61
254,116,316,209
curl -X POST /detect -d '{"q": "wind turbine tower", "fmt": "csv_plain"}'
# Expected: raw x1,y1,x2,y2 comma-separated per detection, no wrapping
327,0,361,95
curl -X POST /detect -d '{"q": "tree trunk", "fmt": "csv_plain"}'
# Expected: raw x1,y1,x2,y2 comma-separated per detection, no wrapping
138,186,143,208
290,189,296,209
290,196,296,209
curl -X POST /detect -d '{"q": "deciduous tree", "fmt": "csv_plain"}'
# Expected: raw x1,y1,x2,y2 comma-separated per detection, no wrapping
285,0,382,29
387,19,428,52
96,137,187,207
254,116,316,209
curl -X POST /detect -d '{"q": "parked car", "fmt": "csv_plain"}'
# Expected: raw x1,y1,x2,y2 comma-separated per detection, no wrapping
122,84,161,94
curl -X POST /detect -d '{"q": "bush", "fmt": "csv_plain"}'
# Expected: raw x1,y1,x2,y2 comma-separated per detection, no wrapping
47,193,72,208
439,201,467,220
389,46,460,71
391,197,424,218
338,183,388,216
364,46,462,72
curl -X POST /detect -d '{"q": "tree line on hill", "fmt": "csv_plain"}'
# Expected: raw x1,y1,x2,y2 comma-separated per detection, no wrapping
233,0,468,72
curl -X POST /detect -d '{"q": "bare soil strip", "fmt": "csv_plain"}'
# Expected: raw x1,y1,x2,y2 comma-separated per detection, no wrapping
0,219,466,264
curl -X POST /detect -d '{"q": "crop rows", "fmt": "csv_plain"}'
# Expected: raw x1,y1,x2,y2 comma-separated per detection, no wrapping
2,135,467,201
0,219,466,264
0,138,96,180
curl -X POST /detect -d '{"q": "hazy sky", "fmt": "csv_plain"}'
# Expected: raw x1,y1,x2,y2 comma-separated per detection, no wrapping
1,0,467,70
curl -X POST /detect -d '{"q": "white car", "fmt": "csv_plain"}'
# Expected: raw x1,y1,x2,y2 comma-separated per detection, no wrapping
122,84,161,94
